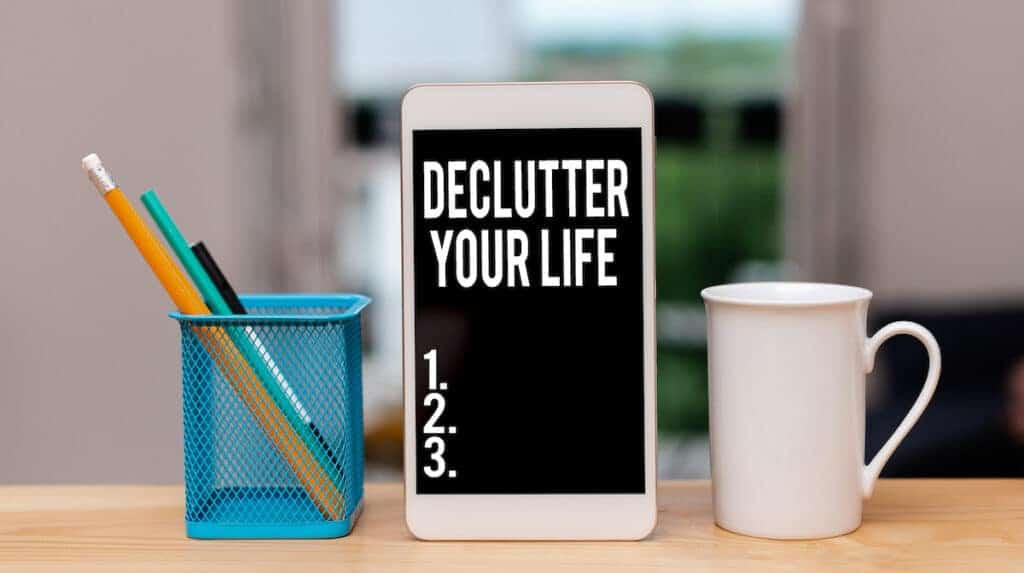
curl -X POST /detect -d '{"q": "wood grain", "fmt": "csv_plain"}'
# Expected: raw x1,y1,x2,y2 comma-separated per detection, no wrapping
0,480,1021,572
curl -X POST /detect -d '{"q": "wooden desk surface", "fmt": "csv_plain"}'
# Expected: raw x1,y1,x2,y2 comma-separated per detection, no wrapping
0,480,1021,572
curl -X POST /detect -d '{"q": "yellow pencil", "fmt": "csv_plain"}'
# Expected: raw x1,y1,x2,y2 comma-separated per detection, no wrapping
81,154,343,520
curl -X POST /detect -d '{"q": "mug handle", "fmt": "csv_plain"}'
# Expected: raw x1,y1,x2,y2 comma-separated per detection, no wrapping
861,321,941,498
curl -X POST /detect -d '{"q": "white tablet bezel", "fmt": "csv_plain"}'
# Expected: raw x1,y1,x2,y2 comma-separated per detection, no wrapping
400,82,657,540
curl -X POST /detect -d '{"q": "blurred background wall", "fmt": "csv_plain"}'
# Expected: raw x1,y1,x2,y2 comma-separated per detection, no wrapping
0,0,335,482
1,0,1021,483
791,0,1024,302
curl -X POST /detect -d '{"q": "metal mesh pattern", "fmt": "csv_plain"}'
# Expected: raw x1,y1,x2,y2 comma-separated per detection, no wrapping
174,295,367,537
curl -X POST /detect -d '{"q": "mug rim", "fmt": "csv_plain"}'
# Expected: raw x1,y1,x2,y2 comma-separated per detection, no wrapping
701,282,873,308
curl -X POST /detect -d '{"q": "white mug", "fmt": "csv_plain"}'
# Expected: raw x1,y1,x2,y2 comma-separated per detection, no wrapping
701,282,940,539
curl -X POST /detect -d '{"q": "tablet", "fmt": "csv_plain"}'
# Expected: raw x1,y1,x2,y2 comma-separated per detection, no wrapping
401,82,656,540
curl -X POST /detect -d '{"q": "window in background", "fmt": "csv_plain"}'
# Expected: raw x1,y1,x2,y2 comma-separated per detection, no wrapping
333,0,798,479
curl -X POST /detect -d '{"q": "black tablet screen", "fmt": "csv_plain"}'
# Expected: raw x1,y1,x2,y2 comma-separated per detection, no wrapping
412,128,645,494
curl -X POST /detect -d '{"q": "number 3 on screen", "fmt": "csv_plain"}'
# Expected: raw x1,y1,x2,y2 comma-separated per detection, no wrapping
424,436,446,478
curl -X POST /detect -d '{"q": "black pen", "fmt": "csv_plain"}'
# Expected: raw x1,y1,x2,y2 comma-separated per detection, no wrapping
191,241,246,314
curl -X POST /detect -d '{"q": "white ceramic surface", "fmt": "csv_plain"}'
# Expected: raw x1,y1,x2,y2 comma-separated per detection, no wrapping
702,282,941,539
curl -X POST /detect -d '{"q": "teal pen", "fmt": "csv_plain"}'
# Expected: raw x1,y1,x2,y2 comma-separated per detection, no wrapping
140,190,344,484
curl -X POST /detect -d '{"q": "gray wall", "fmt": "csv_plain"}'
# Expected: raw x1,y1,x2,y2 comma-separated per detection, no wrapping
790,0,1024,305
857,1,1024,303
0,0,335,483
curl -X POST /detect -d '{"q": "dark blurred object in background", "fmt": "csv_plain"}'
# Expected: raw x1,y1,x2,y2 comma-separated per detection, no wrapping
736,98,780,146
655,99,706,145
348,99,400,146
868,307,1024,477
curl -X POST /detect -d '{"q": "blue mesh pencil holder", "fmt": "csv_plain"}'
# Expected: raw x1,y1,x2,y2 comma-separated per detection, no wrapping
171,294,370,539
